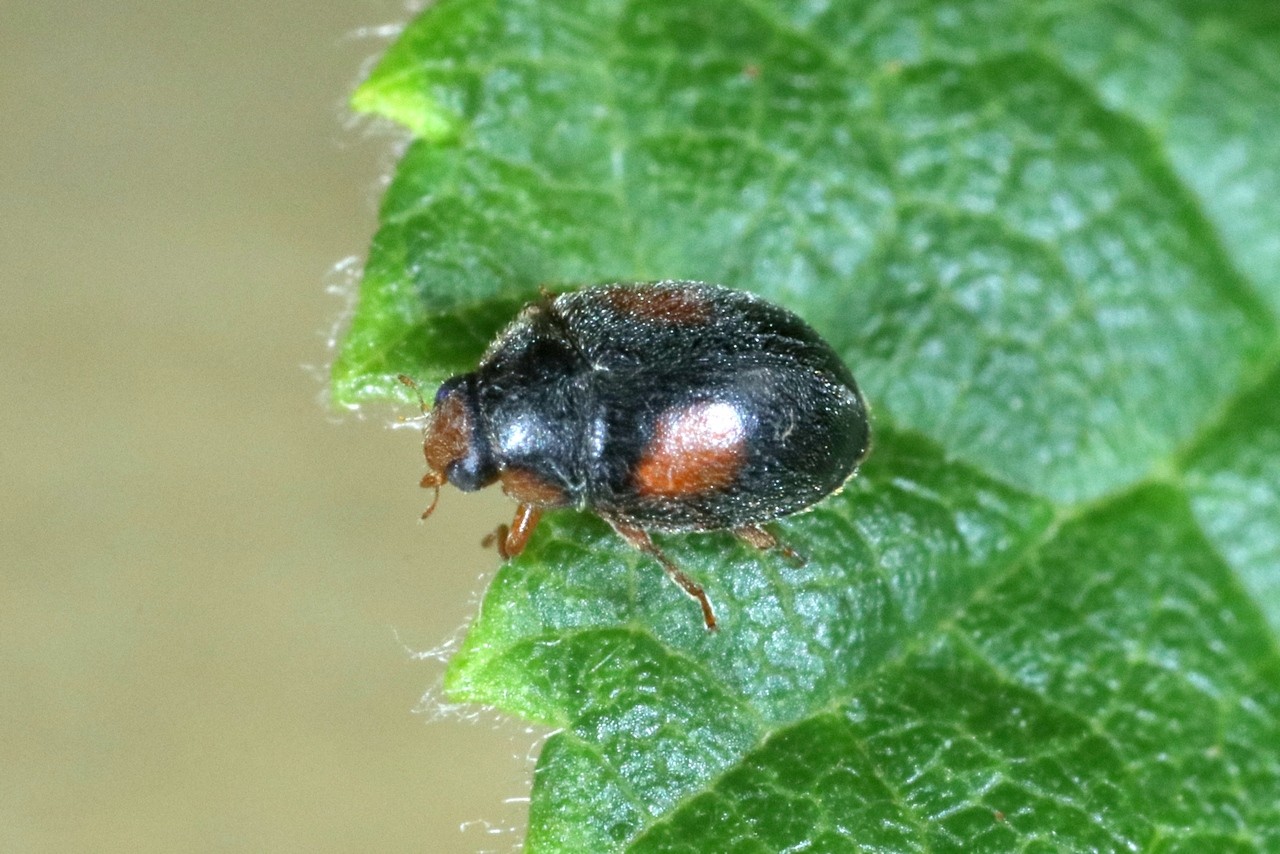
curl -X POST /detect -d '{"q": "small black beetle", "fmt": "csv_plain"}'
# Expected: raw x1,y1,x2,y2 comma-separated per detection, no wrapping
404,281,870,629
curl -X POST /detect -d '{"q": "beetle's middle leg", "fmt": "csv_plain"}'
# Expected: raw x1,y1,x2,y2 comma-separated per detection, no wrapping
609,521,718,631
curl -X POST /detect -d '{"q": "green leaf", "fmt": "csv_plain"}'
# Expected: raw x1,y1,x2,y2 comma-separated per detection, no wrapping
1184,365,1280,636
335,1,1280,850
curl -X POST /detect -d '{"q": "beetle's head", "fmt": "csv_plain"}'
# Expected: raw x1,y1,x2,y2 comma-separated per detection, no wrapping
399,373,499,519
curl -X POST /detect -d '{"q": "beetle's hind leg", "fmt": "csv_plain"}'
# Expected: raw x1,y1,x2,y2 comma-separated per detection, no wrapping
735,524,806,566
609,521,718,631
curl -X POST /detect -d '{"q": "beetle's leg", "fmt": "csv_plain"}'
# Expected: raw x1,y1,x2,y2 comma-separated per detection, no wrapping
735,524,806,566
482,503,542,560
481,525,506,555
504,503,542,558
610,521,718,631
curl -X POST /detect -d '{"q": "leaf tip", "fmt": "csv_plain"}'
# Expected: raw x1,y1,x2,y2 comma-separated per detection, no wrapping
350,77,457,141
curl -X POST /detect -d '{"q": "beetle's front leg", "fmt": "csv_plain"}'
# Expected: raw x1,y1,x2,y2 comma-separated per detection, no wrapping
483,503,542,559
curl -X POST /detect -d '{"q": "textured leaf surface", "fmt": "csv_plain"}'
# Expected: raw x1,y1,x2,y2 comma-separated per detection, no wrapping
336,1,1280,850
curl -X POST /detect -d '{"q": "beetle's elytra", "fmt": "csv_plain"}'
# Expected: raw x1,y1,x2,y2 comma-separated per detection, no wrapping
405,281,870,629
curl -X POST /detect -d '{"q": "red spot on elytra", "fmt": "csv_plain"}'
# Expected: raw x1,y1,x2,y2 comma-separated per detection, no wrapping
635,401,747,497
605,285,714,325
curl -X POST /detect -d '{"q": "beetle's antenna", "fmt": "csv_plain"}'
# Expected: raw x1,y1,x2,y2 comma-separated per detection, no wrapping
397,373,429,419
418,471,442,519
398,374,442,520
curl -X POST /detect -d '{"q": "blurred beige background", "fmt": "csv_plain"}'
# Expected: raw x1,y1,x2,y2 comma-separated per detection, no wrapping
1,2,536,850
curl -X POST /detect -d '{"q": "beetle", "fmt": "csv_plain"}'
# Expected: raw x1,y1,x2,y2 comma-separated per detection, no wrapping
403,281,870,630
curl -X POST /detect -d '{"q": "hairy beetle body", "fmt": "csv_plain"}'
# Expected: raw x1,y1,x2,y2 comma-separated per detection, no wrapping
411,281,871,629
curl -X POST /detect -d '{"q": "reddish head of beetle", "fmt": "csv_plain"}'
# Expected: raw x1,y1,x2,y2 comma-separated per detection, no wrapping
398,374,497,519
